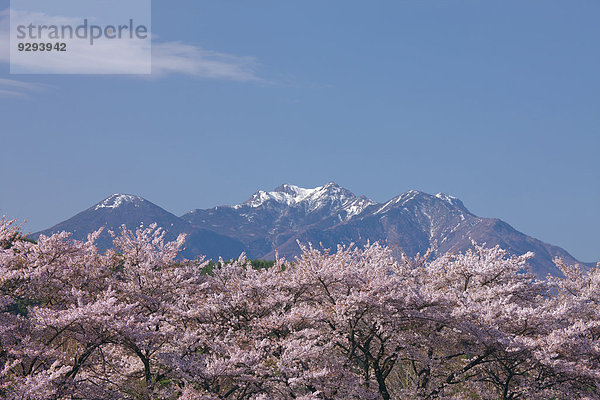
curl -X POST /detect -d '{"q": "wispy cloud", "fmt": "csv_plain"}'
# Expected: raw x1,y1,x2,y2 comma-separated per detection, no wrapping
0,88,25,97
0,9,262,81
151,41,261,81
0,78,47,97
0,11,49,97
0,78,45,90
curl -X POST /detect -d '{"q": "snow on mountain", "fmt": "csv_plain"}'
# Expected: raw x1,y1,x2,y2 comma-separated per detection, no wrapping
94,194,145,210
341,196,377,220
243,183,344,207
241,184,320,208
434,192,469,211
238,182,375,217
35,194,184,247
33,193,245,261
435,192,457,204
33,184,593,277
374,190,422,215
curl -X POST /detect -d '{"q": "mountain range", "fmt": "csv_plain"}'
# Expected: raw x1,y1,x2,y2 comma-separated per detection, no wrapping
32,183,593,277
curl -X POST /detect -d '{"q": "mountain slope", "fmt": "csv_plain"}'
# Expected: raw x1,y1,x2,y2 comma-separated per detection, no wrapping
32,186,593,277
182,182,376,257
32,194,245,260
183,185,589,277
262,190,582,276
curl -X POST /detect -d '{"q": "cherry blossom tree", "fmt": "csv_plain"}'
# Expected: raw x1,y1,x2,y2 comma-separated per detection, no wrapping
1,215,599,399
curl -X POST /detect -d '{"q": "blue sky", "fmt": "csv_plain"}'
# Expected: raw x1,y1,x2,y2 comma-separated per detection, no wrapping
0,1,598,262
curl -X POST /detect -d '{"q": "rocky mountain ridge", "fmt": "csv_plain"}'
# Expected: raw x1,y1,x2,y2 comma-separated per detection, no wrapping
33,183,593,277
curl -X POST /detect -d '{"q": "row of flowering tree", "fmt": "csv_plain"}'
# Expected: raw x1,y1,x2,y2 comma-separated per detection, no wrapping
0,216,599,399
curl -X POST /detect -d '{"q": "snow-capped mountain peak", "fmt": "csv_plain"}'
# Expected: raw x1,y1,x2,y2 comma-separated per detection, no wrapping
235,182,376,220
94,194,145,210
242,185,314,208
241,182,352,208
374,190,423,214
435,192,458,204
34,184,591,278
340,195,377,220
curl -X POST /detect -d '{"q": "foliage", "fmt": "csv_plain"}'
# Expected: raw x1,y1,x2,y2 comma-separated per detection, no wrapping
0,216,598,399
200,259,276,276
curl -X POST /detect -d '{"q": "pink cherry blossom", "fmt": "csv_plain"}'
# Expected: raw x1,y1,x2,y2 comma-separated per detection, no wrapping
1,216,598,399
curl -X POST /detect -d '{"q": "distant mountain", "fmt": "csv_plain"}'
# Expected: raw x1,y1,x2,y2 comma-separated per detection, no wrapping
32,194,244,260
33,185,593,277
183,183,376,257
182,184,588,277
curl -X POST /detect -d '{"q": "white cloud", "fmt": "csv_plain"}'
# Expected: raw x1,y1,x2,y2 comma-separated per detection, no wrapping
0,88,25,97
0,78,43,90
0,9,261,81
151,41,260,81
0,78,47,97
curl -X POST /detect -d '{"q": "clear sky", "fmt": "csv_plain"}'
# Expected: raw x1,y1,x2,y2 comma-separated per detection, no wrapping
0,1,598,262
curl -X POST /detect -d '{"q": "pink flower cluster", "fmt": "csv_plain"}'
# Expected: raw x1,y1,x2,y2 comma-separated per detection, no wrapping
0,216,598,399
